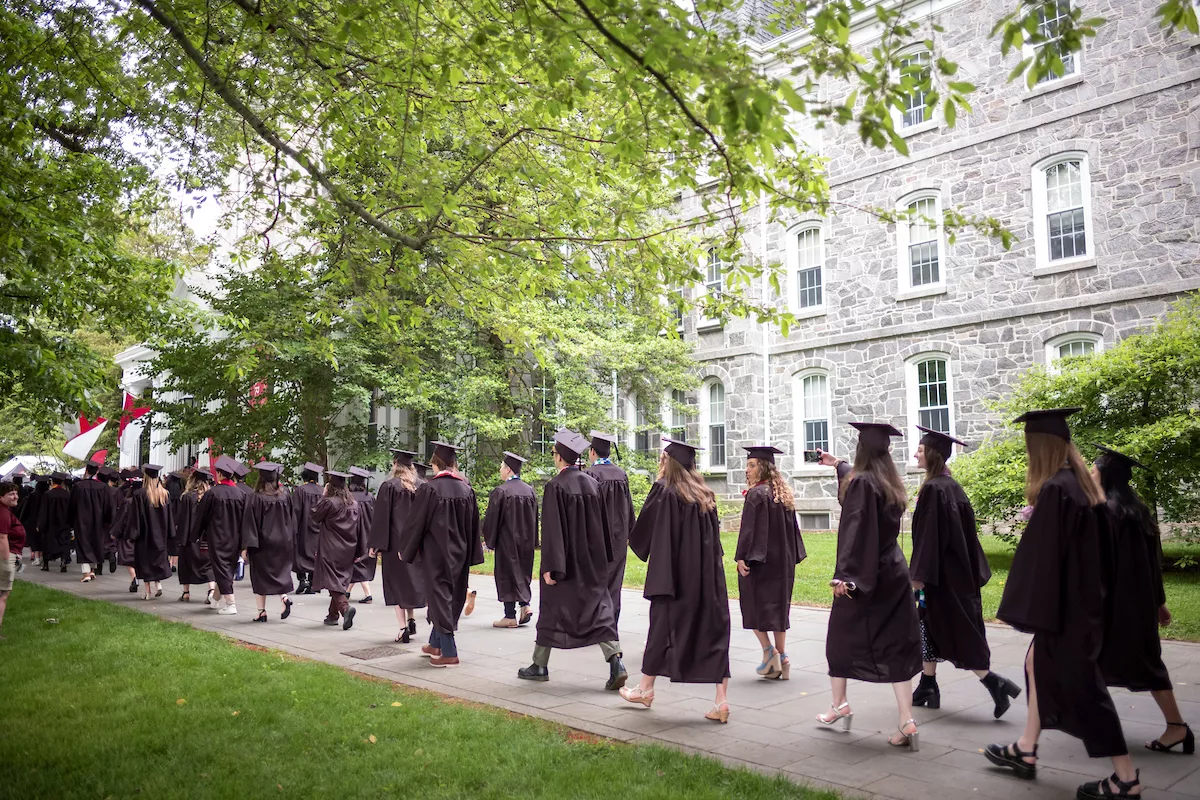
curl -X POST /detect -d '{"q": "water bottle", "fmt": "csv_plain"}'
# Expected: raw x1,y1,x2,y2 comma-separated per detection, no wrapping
235,556,245,581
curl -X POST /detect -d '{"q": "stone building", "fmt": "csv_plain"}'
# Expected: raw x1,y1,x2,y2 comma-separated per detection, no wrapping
673,0,1200,527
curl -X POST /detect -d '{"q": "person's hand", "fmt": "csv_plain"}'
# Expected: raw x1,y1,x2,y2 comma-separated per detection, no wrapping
736,559,750,577
1159,604,1172,627
912,580,924,590
830,579,850,598
368,548,377,558
817,450,840,468
240,550,247,560
543,572,556,586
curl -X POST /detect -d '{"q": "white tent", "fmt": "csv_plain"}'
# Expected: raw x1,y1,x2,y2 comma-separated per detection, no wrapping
0,454,65,478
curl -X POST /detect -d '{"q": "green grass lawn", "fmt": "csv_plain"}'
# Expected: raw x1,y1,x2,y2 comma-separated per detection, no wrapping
0,582,839,800
474,533,1200,642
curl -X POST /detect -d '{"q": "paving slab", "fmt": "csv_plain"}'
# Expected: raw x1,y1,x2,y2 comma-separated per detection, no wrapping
16,565,1200,799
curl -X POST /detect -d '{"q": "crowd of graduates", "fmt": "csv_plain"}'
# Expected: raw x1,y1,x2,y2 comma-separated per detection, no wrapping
0,409,1188,800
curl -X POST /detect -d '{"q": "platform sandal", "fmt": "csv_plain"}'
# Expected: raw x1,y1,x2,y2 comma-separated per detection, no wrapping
1147,721,1194,755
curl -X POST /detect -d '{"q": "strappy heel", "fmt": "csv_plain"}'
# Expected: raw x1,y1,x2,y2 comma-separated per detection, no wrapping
1076,770,1141,799
619,686,655,708
984,741,1038,779
281,599,293,620
1147,721,1194,754
756,645,780,678
889,719,919,752
253,610,267,623
778,653,791,680
179,591,190,602
705,702,730,724
205,588,216,605
816,702,853,731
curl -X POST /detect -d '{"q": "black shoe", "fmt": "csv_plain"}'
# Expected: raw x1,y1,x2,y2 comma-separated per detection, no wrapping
95,561,103,576
407,618,417,636
400,628,411,644
359,595,373,604
518,664,550,682
1147,721,1195,754
981,671,1021,719
281,599,293,620
912,673,940,709
323,617,339,626
605,654,628,691
108,554,117,573
60,562,68,573
984,741,1037,780
254,611,268,623
1077,771,1140,800
343,607,356,631
128,580,138,593
41,562,50,572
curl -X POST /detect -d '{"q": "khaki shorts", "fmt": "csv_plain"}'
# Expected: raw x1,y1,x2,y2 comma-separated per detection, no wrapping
0,554,15,593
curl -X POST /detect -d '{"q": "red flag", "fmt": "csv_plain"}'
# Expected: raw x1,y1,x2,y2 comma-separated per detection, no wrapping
117,392,152,447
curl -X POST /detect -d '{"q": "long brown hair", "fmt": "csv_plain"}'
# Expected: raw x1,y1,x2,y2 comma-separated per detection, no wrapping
185,474,209,499
921,445,947,483
841,441,908,509
1024,432,1104,507
144,474,169,508
324,483,356,505
255,477,285,497
431,453,455,473
747,458,795,511
656,451,717,512
390,462,417,491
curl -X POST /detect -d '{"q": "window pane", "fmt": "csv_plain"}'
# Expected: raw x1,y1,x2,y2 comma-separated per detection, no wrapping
1046,161,1083,212
801,375,829,452
709,382,725,424
1057,339,1096,359
915,358,951,435
1035,0,1078,84
900,51,931,127
670,388,687,436
706,249,724,292
708,382,726,467
907,198,940,286
795,229,823,308
909,241,940,286
799,513,831,531
1047,207,1086,261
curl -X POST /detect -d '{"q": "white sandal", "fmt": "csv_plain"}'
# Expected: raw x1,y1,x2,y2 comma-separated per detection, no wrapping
816,701,854,730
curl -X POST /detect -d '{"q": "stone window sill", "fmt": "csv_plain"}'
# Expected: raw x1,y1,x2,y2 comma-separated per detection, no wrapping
1022,72,1085,101
1033,255,1097,277
702,468,728,477
898,119,939,139
896,284,947,302
696,319,723,332
792,465,836,477
789,306,828,321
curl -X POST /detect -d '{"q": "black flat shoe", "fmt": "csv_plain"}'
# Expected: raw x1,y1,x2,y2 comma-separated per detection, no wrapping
912,674,940,709
323,617,339,626
359,595,373,604
108,555,116,573
96,562,104,576
343,607,356,630
1076,771,1141,799
1147,721,1195,754
518,664,549,682
407,618,417,636
981,671,1022,719
128,580,138,593
984,741,1037,780
40,562,49,572
281,599,293,620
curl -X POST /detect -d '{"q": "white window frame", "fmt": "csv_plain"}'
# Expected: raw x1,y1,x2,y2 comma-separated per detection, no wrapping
698,248,725,330
1045,332,1103,372
905,353,956,458
892,47,938,136
792,370,832,467
1032,152,1093,272
1022,0,1082,89
896,192,946,297
786,223,827,318
662,388,689,441
698,378,727,472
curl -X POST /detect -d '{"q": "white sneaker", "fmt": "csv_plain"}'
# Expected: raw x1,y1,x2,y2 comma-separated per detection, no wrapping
31,557,41,566
213,597,227,610
218,604,238,616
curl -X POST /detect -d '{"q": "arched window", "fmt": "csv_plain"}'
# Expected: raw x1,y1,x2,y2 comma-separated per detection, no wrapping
699,379,727,469
793,371,831,457
1046,332,1103,372
1033,154,1092,269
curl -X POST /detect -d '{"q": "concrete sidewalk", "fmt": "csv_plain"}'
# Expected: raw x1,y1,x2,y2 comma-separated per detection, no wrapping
18,565,1200,799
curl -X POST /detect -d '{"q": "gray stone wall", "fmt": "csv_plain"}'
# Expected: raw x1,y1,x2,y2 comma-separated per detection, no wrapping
676,0,1200,522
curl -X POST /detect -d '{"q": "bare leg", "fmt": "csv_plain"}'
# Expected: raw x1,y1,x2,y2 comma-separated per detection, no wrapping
923,661,937,677
830,676,848,707
752,630,771,650
1150,689,1187,746
394,605,406,632
255,593,266,612
0,589,8,633
971,669,989,679
1108,754,1140,789
127,565,136,580
637,674,658,692
888,681,917,744
772,631,787,654
1017,644,1041,761
714,677,729,706
280,593,289,613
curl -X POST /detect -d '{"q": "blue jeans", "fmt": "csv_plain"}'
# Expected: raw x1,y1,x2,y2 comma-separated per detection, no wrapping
430,627,458,658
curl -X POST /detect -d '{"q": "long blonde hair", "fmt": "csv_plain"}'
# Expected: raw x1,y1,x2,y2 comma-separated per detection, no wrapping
841,441,908,509
144,475,169,508
390,462,417,491
656,451,717,512
185,474,209,499
1024,432,1105,507
747,458,795,511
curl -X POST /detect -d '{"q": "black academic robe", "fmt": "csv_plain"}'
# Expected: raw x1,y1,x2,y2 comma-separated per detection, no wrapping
909,474,992,671
312,496,361,595
536,466,618,649
399,473,483,635
735,483,806,632
128,488,174,582
826,466,921,683
369,477,427,609
588,462,635,623
241,490,296,596
481,478,539,605
291,482,323,575
173,491,212,585
1099,505,1172,692
165,475,184,507
349,489,377,584
68,477,112,566
630,481,731,683
110,484,137,567
21,483,47,552
195,483,247,595
37,487,72,560
997,468,1127,758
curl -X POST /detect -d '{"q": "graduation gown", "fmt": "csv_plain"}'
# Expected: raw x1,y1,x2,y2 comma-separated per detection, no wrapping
1099,507,1172,692
36,487,72,560
481,478,539,605
173,491,212,585
399,473,483,635
291,482,323,575
110,484,137,567
129,489,174,582
588,462,635,622
909,474,992,670
312,496,361,595
826,467,921,683
241,490,296,596
369,477,427,609
68,477,112,565
735,483,806,632
535,467,618,649
630,481,731,683
21,484,47,552
349,489,377,584
195,483,247,595
997,468,1127,758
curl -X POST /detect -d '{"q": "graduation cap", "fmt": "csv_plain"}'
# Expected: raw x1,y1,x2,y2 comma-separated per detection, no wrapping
325,470,349,487
253,461,283,480
141,464,164,478
742,445,784,464
430,441,462,464
589,430,618,458
1094,445,1148,471
194,468,213,483
503,451,527,474
97,466,118,480
915,425,968,461
849,421,904,455
51,471,71,482
348,466,371,486
1012,407,1080,442
32,474,49,483
553,429,589,463
231,460,250,478
661,435,703,470
301,461,325,478
415,462,431,478
213,454,240,478
390,449,418,467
